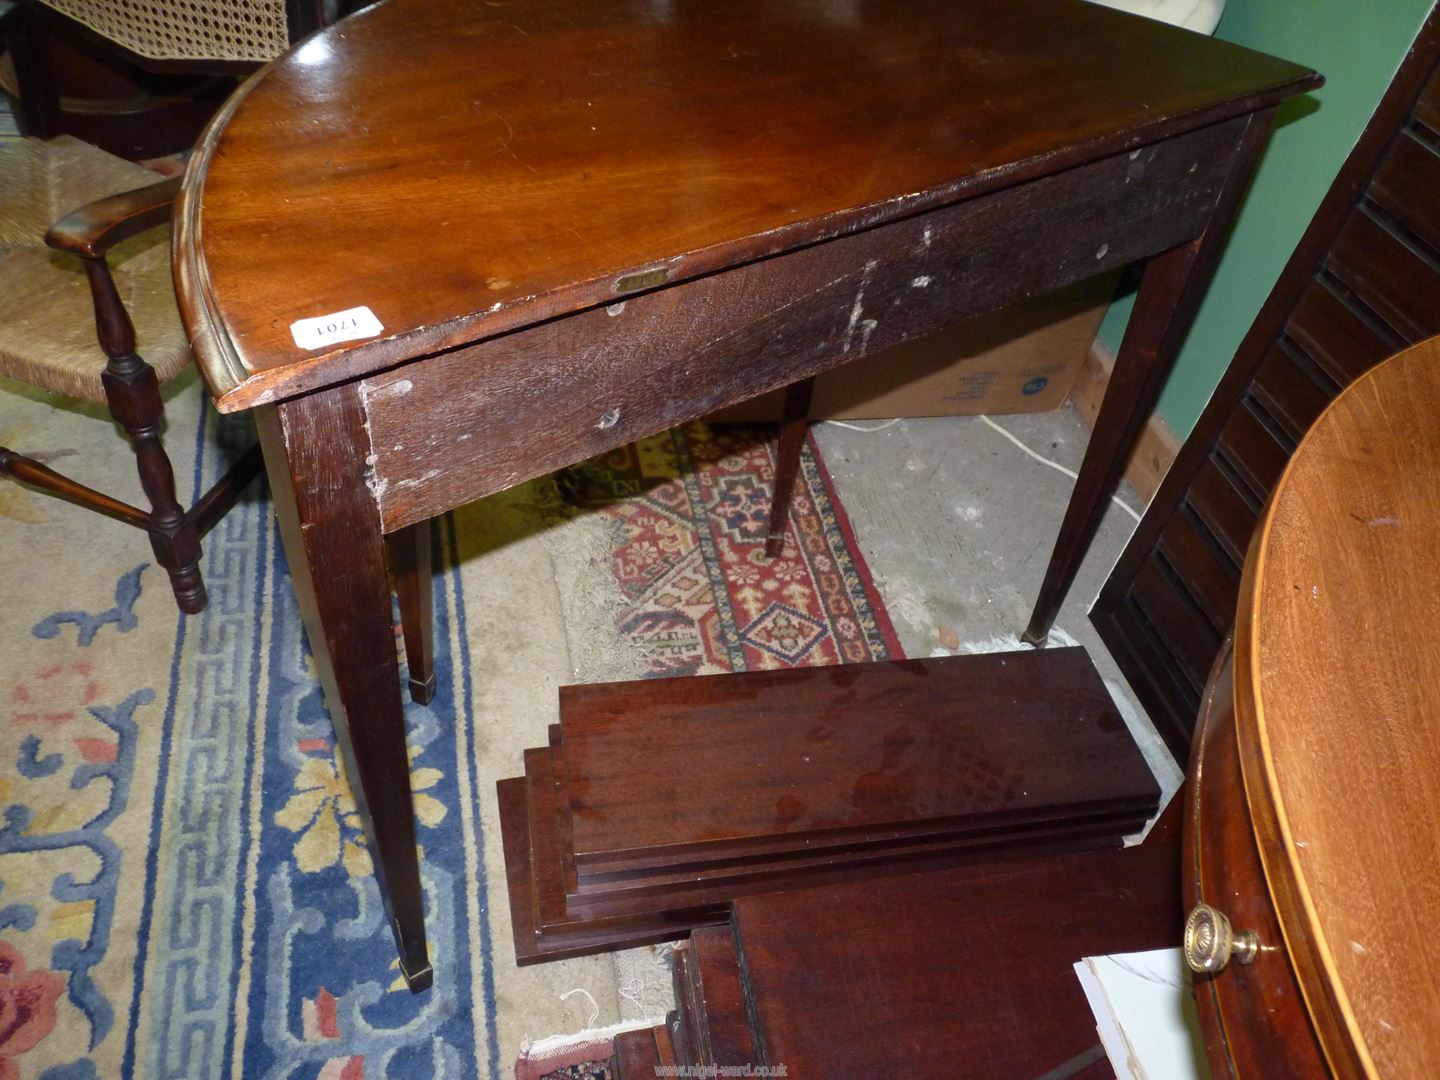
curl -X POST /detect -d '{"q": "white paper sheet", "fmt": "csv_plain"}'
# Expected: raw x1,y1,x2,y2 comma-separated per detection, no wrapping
1073,948,1212,1080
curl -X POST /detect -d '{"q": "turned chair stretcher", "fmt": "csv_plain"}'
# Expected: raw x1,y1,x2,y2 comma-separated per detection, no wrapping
0,147,262,613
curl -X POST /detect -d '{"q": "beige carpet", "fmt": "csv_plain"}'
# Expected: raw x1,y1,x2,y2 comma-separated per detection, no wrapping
0,365,907,1078
0,367,681,1075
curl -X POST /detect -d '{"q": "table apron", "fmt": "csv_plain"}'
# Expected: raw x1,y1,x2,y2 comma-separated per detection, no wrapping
360,116,1247,533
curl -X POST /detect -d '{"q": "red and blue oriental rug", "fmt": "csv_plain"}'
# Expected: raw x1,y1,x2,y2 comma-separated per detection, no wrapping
0,402,898,1079
560,422,900,677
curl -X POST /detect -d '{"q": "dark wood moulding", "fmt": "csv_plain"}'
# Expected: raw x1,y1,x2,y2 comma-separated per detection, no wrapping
644,803,1182,1077
499,649,1162,963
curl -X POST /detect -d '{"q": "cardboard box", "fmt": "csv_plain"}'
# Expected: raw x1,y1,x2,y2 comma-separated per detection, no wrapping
709,275,1115,422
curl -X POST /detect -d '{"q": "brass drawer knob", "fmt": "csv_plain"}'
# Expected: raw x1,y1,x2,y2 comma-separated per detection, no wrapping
1184,903,1259,972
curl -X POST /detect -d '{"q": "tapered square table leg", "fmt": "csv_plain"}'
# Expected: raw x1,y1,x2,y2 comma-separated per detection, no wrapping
257,383,434,992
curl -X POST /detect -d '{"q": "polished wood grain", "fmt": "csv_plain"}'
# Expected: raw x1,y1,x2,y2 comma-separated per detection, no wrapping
175,0,1315,411
1155,512,1240,636
1286,282,1399,390
500,651,1158,963
1250,346,1332,444
1189,459,1259,565
1184,644,1326,1078
679,934,716,1069
558,650,1156,873
1233,336,1440,1078
93,257,207,610
1218,401,1291,495
0,450,151,528
497,776,722,965
671,929,758,1072
1326,213,1440,342
45,176,182,257
1130,559,1220,693
1068,340,1183,504
550,781,1143,920
173,0,1319,983
512,731,1140,950
1367,131,1440,263
729,802,1182,1078
358,118,1242,531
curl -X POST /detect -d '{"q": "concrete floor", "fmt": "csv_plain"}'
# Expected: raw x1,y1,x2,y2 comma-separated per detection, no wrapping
812,405,1185,815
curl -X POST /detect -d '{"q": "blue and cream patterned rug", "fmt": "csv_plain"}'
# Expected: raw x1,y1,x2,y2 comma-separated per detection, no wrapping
0,371,898,1079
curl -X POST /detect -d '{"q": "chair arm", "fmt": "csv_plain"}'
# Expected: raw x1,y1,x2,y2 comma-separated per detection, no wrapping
45,175,183,258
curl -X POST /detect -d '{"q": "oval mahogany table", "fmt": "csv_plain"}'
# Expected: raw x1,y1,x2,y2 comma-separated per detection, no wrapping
1185,335,1440,1078
174,0,1318,988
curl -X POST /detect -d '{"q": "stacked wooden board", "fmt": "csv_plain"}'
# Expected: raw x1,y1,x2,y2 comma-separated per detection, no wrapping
499,648,1162,963
668,925,756,1071
609,1023,679,1080
624,806,1182,1078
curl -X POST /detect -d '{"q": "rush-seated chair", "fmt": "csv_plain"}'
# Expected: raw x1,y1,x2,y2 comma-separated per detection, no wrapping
0,135,262,613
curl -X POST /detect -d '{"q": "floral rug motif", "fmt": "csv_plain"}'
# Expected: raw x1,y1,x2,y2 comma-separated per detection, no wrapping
0,410,897,1079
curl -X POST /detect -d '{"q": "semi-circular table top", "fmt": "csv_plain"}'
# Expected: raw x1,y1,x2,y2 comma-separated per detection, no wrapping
1235,335,1440,1079
173,0,1315,413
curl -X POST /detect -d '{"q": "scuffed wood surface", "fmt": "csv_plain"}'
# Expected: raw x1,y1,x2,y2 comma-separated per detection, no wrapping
361,121,1241,531
174,0,1317,410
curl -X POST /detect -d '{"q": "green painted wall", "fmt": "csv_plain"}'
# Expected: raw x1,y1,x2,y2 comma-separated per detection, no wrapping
1098,0,1434,437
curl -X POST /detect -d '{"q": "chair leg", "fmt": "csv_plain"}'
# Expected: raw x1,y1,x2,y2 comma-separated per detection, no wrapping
389,519,436,705
0,446,152,528
5,6,60,137
765,377,815,559
85,257,207,613
192,443,265,537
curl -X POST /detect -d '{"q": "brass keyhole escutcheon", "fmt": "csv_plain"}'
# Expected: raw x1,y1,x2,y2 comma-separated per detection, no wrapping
1185,902,1259,973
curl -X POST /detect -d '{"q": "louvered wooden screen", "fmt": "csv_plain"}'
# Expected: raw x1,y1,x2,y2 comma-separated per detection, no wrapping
1092,8,1440,759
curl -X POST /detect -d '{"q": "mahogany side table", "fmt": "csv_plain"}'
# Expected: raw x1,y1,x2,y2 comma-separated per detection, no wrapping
1185,336,1440,1078
173,0,1318,990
